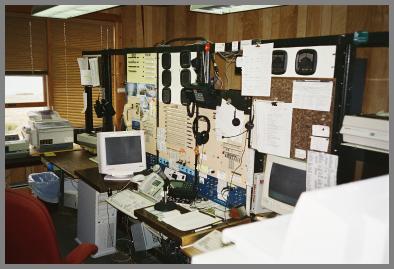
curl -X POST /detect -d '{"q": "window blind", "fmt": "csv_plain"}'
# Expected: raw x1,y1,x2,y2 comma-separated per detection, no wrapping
5,14,48,72
48,19,115,128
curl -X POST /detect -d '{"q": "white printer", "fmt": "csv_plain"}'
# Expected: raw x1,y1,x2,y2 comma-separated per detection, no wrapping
340,115,389,153
5,134,30,159
24,110,74,152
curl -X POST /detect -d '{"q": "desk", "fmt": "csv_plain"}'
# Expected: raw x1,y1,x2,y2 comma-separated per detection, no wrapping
75,167,136,193
44,150,97,178
134,206,251,247
43,150,98,207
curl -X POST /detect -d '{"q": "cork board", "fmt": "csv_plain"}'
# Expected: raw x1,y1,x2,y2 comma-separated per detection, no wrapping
255,77,336,159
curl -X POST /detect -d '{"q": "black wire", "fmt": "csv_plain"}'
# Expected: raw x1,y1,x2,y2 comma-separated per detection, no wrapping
223,132,249,218
186,101,195,117
222,129,248,139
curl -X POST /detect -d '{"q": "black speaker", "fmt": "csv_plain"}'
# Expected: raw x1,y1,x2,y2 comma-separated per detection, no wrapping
272,50,287,75
162,87,171,104
295,49,317,75
180,88,194,106
162,52,171,69
180,51,191,68
180,69,191,87
162,70,171,87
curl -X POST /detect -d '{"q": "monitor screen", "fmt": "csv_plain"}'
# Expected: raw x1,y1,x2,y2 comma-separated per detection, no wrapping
97,130,146,179
105,136,142,165
268,163,306,206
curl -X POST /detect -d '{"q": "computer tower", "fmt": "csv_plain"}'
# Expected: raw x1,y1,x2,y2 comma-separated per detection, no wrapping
75,180,117,258
130,222,161,252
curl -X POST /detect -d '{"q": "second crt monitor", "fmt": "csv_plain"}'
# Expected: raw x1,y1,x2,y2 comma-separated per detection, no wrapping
97,131,146,180
261,154,307,215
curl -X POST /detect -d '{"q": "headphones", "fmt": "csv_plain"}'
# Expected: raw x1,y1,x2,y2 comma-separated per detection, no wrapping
192,115,211,145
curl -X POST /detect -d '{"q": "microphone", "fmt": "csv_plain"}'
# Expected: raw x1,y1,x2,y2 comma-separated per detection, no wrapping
152,164,167,181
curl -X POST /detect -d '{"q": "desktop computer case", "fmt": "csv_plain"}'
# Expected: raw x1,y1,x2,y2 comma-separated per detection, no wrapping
75,180,117,258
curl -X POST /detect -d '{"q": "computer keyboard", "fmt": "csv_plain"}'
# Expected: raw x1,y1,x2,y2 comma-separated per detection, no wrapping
106,190,155,218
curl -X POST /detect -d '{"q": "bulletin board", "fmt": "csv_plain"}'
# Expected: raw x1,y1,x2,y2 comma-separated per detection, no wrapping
124,52,158,155
255,77,336,160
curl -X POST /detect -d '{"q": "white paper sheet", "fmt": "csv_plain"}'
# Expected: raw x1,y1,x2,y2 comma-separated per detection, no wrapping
241,43,273,97
215,100,244,143
310,136,329,152
240,39,252,50
251,100,293,158
162,211,221,232
306,151,338,191
80,70,92,86
82,92,87,113
292,81,333,111
232,41,239,51
295,148,306,159
189,230,225,253
312,125,330,137
89,58,100,87
77,57,89,70
215,43,225,52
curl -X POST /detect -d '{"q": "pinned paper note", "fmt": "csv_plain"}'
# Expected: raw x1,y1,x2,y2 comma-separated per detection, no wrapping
215,43,225,52
240,39,252,50
231,41,239,51
306,151,338,191
310,136,329,152
241,43,273,97
292,81,333,112
89,58,100,87
312,125,330,137
251,100,293,158
295,148,307,159
215,100,244,143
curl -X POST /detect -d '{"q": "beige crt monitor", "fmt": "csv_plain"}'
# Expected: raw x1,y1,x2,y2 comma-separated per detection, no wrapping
97,130,146,180
261,155,307,215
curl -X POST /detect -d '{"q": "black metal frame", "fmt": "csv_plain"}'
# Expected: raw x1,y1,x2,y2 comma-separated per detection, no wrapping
81,31,389,183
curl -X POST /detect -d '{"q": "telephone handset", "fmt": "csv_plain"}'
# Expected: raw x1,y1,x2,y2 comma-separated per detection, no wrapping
138,172,164,201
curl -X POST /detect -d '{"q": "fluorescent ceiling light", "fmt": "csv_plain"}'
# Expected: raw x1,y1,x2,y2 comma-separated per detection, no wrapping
190,5,280,15
32,5,119,19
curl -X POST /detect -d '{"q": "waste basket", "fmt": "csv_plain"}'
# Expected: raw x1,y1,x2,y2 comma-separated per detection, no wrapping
28,172,60,204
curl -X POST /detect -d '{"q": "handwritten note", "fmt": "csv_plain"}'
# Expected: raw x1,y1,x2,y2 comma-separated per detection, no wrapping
251,100,293,158
306,151,338,191
292,81,333,111
241,43,273,97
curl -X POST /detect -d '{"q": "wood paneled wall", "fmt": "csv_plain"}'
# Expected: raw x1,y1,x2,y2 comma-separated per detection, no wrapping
108,5,388,117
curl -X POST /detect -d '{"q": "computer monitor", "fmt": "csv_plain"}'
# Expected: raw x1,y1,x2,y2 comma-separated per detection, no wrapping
261,154,307,214
97,131,146,180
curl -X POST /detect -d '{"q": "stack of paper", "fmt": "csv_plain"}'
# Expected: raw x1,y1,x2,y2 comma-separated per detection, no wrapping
162,211,222,231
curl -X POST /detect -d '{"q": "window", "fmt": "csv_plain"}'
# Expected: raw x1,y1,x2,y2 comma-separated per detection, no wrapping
5,74,48,107
5,74,48,134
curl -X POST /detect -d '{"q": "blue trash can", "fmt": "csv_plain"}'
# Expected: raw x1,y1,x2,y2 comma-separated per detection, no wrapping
28,172,60,204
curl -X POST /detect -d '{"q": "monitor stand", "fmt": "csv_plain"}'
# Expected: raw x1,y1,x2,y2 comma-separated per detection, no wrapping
104,174,133,181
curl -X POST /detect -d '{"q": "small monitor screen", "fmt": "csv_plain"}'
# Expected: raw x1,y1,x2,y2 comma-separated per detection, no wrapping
268,163,306,206
105,136,142,165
